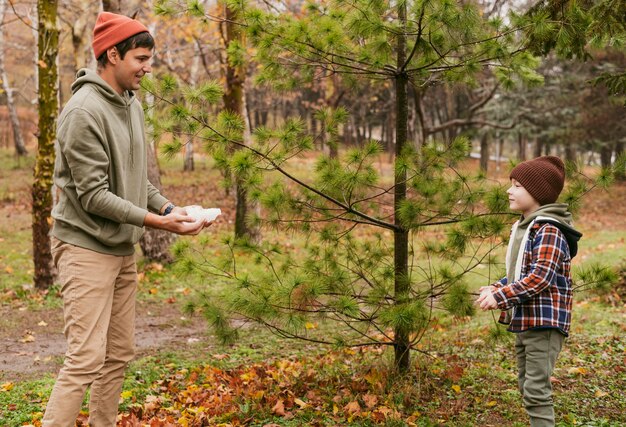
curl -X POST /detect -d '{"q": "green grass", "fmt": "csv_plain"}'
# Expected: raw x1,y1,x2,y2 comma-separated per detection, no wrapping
1,149,625,425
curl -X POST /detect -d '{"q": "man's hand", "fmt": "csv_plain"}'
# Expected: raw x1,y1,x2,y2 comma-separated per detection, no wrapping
143,211,211,235
476,288,498,311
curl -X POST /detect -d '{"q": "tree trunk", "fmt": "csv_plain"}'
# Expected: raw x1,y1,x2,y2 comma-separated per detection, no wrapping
183,37,202,172
32,0,59,290
139,141,175,263
599,144,612,169
393,2,410,374
102,0,121,13
138,27,176,264
564,143,576,163
222,4,256,240
534,137,543,158
0,0,28,156
517,131,527,161
70,1,93,74
479,133,489,173
615,141,624,180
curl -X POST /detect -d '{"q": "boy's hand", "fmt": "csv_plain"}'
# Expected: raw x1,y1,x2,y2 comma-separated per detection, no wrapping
476,288,498,310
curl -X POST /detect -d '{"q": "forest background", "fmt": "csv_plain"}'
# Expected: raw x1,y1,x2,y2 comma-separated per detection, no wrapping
0,0,625,426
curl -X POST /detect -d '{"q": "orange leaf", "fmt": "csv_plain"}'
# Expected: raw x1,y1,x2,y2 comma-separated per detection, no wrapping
38,60,48,69
344,400,361,415
363,393,378,409
272,399,286,416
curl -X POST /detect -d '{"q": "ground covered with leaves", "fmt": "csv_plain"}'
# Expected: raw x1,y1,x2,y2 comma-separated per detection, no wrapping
1,152,625,426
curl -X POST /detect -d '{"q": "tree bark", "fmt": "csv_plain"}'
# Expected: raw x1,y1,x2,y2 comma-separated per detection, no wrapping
138,23,176,264
517,131,527,161
534,137,543,158
0,0,28,156
393,2,410,374
140,140,175,263
222,4,256,240
32,0,59,289
70,1,94,74
599,144,612,169
479,132,489,172
615,140,624,180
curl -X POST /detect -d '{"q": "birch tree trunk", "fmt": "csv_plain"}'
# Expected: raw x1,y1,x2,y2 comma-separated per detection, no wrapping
32,0,59,289
0,0,28,156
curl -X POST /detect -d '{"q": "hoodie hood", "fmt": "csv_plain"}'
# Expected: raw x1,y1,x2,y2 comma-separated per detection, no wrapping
520,203,583,258
71,68,134,107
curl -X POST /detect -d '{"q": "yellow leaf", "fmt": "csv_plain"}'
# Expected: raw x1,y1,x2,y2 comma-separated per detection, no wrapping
2,382,14,392
333,403,339,415
149,288,158,294
20,334,35,343
595,390,608,398
121,390,133,399
567,367,588,376
240,372,255,382
451,384,461,394
305,322,318,329
5,266,13,274
486,400,497,407
294,398,307,408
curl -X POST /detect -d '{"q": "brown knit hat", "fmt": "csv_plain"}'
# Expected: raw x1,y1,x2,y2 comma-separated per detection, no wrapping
509,156,565,205
92,12,150,59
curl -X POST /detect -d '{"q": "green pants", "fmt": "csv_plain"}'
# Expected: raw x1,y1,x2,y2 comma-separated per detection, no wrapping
515,328,565,427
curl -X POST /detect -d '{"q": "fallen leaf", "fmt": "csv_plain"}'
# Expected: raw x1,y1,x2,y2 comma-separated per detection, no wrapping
595,390,608,398
451,384,461,394
5,266,13,274
344,400,361,415
212,353,229,360
38,60,48,68
486,400,497,407
20,334,35,343
2,382,14,392
363,393,378,409
149,288,158,295
294,398,307,408
567,367,588,376
38,320,48,327
272,399,285,416
305,322,318,329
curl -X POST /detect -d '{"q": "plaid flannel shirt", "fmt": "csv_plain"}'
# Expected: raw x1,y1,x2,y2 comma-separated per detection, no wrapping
492,222,572,336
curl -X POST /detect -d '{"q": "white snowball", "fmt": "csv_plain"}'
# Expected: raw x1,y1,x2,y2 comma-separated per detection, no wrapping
186,206,221,222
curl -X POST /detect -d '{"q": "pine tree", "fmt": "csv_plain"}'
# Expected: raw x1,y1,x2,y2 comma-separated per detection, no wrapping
151,0,619,373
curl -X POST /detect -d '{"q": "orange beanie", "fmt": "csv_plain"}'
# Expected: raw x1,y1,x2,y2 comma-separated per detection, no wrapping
92,12,150,59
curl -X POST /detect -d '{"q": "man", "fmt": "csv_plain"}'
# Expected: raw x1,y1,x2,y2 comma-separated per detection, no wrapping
43,12,209,426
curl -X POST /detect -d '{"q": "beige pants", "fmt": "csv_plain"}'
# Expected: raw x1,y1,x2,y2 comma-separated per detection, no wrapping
42,237,137,427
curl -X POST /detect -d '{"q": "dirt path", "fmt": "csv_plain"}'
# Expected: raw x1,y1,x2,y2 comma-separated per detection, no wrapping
0,301,210,381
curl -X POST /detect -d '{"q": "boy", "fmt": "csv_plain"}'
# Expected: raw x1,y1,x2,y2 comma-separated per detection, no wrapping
43,12,210,427
476,156,582,427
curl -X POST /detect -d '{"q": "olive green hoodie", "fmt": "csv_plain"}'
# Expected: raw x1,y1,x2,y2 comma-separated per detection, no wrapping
52,69,167,255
